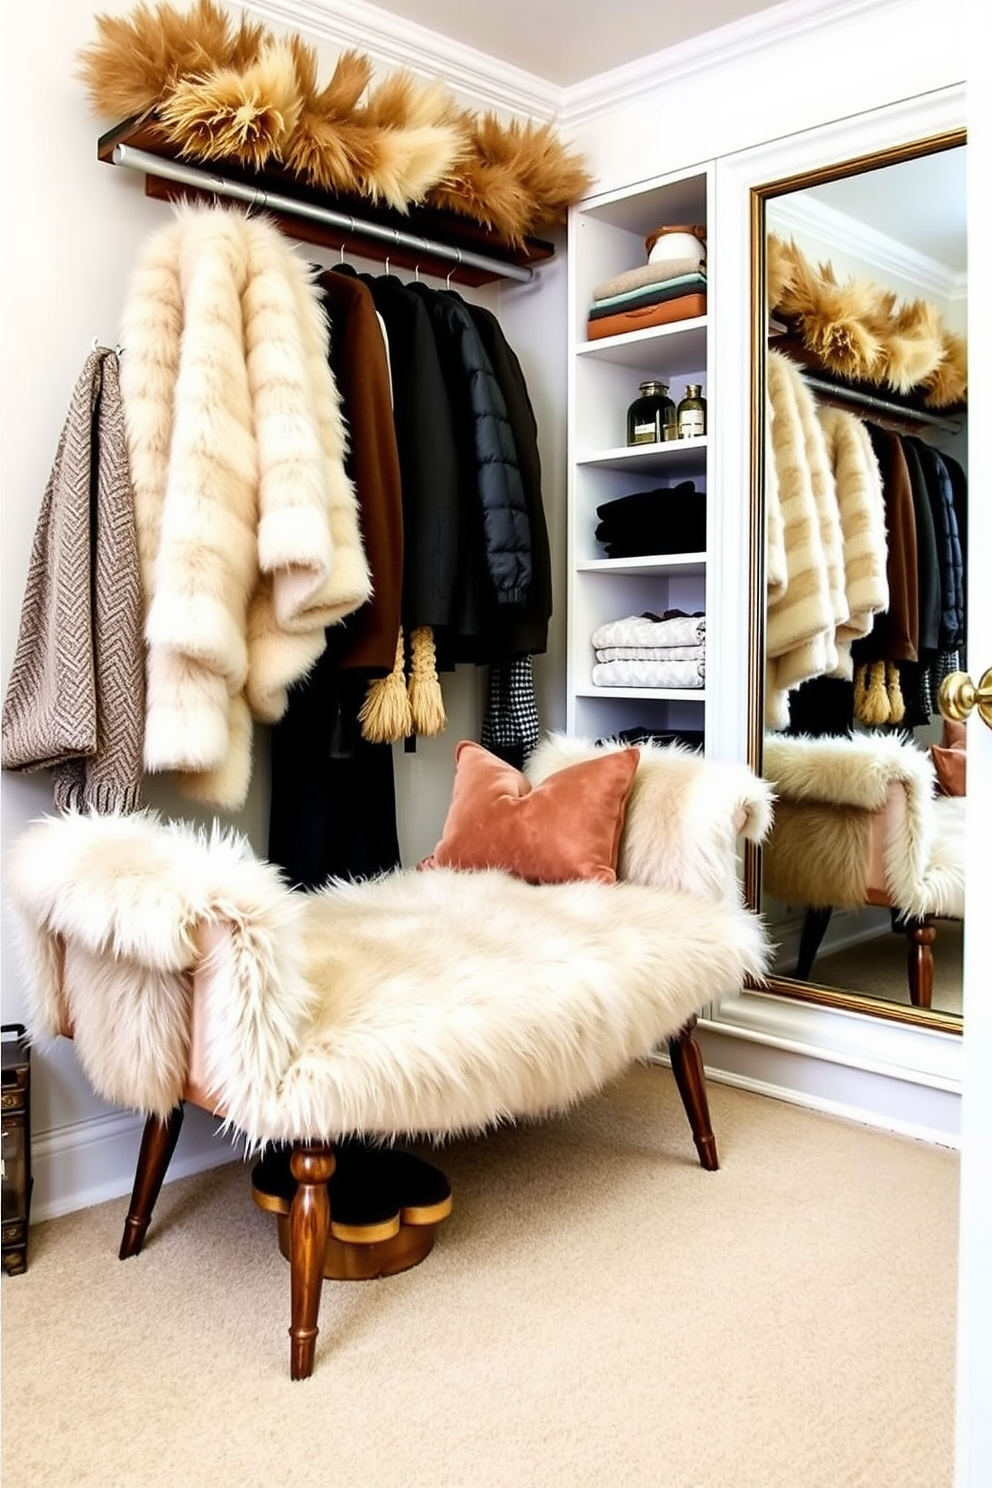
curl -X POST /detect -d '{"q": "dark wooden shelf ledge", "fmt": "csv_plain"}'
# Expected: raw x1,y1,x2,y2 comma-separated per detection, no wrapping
98,117,556,287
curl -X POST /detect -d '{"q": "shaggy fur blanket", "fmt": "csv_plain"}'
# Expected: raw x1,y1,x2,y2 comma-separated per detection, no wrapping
762,732,964,918
8,802,770,1146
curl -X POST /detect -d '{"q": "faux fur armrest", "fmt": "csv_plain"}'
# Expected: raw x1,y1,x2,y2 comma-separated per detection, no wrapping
761,733,964,920
6,810,316,1120
526,734,773,905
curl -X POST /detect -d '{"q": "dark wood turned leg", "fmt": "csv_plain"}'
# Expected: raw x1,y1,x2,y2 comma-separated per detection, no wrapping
288,1143,336,1381
905,918,936,1009
119,1105,185,1260
667,1017,719,1171
795,905,833,980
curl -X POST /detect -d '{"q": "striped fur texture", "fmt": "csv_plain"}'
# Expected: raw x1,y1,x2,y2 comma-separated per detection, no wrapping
119,203,371,809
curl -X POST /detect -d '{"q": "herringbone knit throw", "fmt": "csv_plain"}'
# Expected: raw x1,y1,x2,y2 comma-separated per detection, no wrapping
2,349,145,812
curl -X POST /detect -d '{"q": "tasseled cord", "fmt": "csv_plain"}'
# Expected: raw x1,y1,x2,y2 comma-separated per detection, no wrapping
359,629,413,743
358,626,447,743
853,660,891,725
407,626,446,736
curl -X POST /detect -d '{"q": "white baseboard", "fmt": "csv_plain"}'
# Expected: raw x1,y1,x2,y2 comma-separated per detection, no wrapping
688,1023,961,1147
29,1106,243,1225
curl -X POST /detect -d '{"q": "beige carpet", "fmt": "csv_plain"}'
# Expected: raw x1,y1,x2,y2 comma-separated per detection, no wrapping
1,1068,959,1488
810,919,964,1018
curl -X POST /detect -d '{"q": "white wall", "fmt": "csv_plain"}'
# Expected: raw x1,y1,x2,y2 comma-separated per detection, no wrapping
0,0,569,1219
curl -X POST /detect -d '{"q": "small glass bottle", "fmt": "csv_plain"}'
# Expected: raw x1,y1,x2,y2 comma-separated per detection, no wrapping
677,384,707,439
626,381,676,446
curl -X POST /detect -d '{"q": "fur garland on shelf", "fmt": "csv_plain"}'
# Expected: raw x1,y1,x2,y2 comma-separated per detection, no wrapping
78,0,594,243
767,233,967,410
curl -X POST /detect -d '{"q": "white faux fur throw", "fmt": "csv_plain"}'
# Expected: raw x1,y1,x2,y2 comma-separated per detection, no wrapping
762,732,964,918
7,803,770,1146
526,735,774,909
119,203,372,810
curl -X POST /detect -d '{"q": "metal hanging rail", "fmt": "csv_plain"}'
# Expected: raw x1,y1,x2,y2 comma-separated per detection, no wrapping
112,143,537,285
801,373,964,433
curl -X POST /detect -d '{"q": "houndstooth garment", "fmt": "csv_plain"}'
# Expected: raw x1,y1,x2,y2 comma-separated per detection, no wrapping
2,349,145,812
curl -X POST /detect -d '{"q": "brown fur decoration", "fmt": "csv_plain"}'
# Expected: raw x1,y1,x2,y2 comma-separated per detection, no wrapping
767,232,967,409
78,0,594,240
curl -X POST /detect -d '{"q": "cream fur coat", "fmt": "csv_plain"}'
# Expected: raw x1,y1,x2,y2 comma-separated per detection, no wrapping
765,355,889,729
119,204,372,810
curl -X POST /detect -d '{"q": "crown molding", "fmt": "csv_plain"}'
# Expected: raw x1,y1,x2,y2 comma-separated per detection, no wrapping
769,192,967,302
559,0,895,129
239,0,562,121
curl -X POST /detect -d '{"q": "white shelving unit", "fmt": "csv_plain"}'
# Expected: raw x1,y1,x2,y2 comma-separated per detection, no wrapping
567,165,713,745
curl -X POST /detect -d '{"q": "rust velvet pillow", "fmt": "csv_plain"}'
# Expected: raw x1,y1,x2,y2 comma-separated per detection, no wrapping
421,740,640,884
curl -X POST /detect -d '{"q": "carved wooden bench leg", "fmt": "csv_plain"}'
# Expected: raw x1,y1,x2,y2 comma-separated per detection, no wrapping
667,1016,719,1171
119,1105,185,1259
795,905,833,980
905,918,936,1009
288,1143,336,1381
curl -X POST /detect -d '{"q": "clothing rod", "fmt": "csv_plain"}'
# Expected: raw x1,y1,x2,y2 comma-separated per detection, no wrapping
801,373,963,432
112,144,537,285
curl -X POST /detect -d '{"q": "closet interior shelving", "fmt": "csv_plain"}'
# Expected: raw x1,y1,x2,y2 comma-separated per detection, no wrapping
97,116,556,287
568,164,712,743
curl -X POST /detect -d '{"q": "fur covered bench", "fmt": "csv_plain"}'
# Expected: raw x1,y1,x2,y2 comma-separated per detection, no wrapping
8,735,772,1378
762,731,964,1006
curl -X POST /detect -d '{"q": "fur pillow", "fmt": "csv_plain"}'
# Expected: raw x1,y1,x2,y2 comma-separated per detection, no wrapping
421,740,640,884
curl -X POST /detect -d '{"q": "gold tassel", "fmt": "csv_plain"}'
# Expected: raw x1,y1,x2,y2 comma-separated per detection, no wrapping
854,660,891,726
358,628,413,743
407,626,447,737
885,662,905,725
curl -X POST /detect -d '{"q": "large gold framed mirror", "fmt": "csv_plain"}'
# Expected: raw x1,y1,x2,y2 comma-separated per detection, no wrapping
746,129,967,1033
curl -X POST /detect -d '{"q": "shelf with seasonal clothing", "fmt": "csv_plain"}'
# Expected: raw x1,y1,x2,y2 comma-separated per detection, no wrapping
567,164,712,747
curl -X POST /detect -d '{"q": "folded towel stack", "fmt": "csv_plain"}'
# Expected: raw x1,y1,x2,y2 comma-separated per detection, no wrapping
595,481,706,558
587,257,707,341
590,612,706,689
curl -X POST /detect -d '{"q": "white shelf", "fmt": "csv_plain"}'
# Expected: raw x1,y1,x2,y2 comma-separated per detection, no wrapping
577,437,708,472
577,554,706,577
575,318,707,373
575,688,707,702
568,166,711,745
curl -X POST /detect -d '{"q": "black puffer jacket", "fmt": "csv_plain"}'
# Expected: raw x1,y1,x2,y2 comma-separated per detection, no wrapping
908,438,964,652
465,297,553,657
408,284,532,610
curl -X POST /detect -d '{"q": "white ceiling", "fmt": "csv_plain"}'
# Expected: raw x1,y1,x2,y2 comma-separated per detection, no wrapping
350,0,787,86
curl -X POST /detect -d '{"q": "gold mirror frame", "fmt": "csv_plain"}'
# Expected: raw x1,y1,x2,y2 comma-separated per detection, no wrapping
743,127,966,1034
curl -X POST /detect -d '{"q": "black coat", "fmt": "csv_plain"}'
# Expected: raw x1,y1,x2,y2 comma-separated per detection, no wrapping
463,297,553,656
361,274,463,631
907,438,964,652
407,284,533,631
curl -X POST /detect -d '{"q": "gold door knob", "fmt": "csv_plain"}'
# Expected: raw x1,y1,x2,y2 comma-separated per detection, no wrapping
939,667,992,729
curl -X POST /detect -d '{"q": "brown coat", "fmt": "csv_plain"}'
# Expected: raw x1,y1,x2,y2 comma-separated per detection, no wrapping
853,425,918,664
318,270,404,673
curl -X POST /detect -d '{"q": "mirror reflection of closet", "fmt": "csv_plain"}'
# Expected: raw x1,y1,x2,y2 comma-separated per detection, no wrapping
752,133,967,1031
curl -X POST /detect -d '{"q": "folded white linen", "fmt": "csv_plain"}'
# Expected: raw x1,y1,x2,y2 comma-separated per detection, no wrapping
591,614,705,650
594,643,705,663
592,658,705,689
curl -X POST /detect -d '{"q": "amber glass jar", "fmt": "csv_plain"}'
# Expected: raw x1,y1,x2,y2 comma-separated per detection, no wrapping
626,381,676,446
